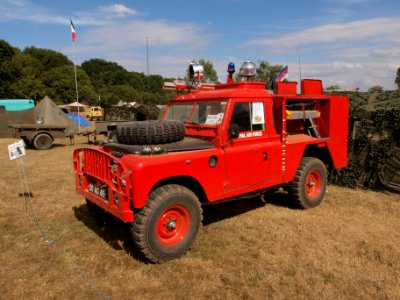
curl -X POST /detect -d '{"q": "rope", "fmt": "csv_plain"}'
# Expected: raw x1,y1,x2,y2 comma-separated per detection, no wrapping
16,157,110,300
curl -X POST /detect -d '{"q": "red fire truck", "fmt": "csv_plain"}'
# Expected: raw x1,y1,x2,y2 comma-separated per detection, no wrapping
73,61,349,263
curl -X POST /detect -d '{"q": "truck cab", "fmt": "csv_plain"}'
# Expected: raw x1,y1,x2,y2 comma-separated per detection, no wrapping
73,61,349,263
83,106,103,121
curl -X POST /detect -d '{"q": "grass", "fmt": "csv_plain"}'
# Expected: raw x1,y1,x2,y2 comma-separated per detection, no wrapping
0,135,399,299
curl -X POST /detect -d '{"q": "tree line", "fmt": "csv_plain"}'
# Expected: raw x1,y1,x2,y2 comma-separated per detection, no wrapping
2,39,399,108
0,40,288,107
0,40,176,106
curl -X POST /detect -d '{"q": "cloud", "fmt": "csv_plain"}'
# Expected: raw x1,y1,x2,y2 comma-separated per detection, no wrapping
245,17,400,51
0,0,138,25
240,17,400,90
98,4,139,19
323,0,376,4
81,20,213,50
0,0,67,24
72,20,215,77
332,61,363,69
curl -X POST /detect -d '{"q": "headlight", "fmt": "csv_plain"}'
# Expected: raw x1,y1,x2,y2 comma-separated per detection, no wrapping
114,192,119,206
110,161,127,187
78,151,85,171
120,171,126,187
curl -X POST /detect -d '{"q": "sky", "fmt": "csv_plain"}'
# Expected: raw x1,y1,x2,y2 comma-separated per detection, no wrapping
1,0,400,91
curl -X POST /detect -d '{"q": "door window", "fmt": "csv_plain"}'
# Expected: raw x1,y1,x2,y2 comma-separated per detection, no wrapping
229,102,265,135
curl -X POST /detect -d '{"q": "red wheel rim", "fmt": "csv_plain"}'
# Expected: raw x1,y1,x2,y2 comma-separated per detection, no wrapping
305,170,322,199
156,205,191,246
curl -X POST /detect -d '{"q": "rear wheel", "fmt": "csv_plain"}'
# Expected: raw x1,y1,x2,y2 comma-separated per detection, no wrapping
33,133,52,150
290,157,327,209
131,184,202,263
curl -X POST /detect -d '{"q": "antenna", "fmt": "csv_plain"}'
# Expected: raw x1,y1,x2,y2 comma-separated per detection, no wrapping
298,46,302,83
146,36,150,102
146,36,150,76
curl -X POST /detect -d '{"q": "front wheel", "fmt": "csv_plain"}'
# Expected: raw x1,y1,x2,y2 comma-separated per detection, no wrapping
131,185,202,263
290,157,327,209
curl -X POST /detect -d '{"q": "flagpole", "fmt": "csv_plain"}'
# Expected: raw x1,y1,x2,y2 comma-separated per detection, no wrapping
71,19,80,129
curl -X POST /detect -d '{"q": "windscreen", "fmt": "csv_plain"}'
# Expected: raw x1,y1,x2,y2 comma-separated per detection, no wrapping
164,101,227,125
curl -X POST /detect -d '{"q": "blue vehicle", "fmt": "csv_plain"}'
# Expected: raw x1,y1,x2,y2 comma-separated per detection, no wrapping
0,99,35,111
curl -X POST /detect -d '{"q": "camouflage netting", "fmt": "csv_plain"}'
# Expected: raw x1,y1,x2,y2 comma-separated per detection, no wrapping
104,104,160,121
328,90,400,192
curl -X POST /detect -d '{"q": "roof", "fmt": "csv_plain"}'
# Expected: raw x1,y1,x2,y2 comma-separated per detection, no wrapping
0,99,35,111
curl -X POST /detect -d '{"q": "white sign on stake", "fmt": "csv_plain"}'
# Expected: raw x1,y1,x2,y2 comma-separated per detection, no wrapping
8,140,26,160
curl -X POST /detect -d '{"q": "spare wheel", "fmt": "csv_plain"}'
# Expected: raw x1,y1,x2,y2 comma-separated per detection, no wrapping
116,120,185,145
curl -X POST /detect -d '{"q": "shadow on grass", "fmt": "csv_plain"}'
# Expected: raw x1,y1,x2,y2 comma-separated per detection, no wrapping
25,142,73,150
72,204,145,262
72,191,297,261
263,190,299,209
202,190,298,226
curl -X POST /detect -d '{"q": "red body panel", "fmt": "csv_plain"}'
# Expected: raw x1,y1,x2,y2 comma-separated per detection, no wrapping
73,80,349,223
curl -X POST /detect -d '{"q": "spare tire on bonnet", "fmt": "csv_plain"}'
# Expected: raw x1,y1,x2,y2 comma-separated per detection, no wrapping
116,120,185,145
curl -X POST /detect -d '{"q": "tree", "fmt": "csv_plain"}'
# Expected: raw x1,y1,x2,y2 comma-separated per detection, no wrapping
81,59,130,90
368,85,384,93
395,68,400,90
254,60,283,90
129,71,146,91
23,46,72,72
0,51,46,99
326,85,341,91
0,39,17,61
105,84,140,105
8,77,46,100
42,65,96,104
191,59,219,83
0,40,19,95
147,75,164,94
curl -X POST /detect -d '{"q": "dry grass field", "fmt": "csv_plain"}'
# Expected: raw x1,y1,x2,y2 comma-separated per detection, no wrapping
0,135,399,299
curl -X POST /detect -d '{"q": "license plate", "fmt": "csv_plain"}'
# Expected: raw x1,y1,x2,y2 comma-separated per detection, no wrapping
88,182,108,200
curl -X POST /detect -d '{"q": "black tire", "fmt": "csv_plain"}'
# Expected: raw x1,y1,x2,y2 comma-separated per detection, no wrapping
131,184,202,263
33,133,53,150
290,157,327,209
116,120,185,145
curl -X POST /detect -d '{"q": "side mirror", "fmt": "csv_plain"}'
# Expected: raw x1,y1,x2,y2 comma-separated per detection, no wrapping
228,124,239,138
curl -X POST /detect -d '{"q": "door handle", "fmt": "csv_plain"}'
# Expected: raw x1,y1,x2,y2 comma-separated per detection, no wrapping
263,152,268,160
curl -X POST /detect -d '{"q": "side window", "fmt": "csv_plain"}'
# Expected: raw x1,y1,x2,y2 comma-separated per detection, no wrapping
230,102,265,133
251,102,265,131
230,102,251,132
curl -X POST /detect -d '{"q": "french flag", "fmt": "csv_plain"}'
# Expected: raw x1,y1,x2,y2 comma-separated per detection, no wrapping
70,19,76,42
274,65,288,82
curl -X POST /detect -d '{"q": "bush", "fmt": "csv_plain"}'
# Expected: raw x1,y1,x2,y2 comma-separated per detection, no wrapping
328,90,400,190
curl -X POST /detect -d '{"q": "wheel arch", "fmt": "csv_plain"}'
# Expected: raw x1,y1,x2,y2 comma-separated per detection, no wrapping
149,176,208,204
303,144,333,166
33,131,54,141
